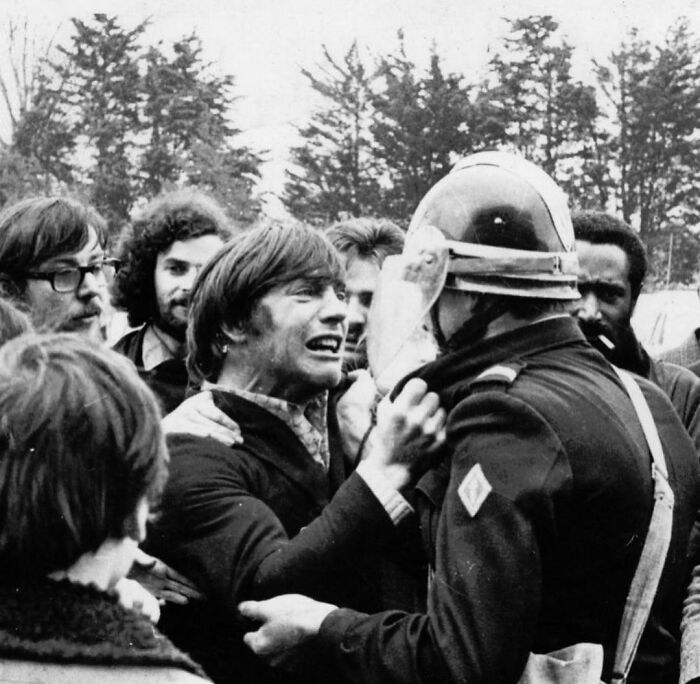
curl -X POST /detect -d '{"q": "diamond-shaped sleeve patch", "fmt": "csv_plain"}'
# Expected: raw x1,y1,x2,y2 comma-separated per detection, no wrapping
457,464,492,517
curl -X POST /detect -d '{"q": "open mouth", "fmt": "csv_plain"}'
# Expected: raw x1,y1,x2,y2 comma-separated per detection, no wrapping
306,335,343,354
170,298,189,311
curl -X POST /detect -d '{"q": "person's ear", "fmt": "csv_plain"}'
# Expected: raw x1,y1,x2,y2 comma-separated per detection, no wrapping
122,498,149,543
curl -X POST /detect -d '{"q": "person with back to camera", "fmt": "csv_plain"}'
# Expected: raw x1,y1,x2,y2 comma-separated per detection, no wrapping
239,152,700,684
0,332,209,683
0,195,203,612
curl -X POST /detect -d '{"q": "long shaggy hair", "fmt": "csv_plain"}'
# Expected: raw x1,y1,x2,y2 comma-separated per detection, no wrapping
0,196,108,302
188,221,345,383
112,189,234,327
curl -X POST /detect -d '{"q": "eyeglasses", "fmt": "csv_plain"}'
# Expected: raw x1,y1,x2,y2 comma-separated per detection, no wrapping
23,258,121,293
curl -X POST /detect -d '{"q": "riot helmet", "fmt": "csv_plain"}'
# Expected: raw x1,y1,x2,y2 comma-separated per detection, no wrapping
408,151,579,300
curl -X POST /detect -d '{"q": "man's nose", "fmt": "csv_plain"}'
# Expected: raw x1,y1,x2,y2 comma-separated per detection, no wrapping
575,291,601,321
346,295,366,329
319,287,347,323
180,266,200,292
77,269,102,299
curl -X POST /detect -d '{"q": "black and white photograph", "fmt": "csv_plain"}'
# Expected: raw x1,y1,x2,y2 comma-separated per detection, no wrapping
0,1,698,682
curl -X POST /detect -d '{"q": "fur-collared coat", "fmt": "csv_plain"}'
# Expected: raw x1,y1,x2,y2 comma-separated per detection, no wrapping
0,578,208,683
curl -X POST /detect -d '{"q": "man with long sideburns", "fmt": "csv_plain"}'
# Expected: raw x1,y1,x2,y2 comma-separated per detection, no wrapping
147,222,445,684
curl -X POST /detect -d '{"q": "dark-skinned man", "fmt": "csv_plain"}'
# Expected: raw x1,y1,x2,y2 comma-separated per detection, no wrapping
572,210,700,451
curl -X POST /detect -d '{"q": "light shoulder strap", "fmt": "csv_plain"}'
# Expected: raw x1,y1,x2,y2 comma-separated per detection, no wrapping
610,366,675,684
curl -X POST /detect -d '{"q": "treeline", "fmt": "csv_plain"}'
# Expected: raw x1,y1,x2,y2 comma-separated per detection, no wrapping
0,14,262,232
285,16,700,285
1,14,699,283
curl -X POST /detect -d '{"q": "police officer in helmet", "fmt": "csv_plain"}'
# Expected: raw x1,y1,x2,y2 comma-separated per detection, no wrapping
239,152,699,684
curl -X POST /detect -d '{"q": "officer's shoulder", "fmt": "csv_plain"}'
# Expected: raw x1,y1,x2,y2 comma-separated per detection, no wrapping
468,359,527,392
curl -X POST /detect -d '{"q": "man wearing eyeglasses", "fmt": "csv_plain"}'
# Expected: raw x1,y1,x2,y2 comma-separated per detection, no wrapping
0,196,116,343
0,193,206,624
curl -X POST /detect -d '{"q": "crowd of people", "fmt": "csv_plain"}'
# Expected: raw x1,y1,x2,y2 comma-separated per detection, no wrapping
0,151,698,684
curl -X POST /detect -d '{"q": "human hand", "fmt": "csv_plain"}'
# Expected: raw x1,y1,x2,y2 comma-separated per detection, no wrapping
128,549,205,606
162,390,242,446
114,577,161,623
364,377,446,489
239,594,337,667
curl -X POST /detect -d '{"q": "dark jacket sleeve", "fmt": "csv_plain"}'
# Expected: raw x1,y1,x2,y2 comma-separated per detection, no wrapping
315,391,572,684
149,435,398,612
652,360,700,453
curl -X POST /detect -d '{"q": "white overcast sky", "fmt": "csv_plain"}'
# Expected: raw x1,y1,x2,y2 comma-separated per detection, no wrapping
5,0,700,214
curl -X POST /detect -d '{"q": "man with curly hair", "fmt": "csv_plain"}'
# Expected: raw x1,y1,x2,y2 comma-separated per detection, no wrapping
112,189,232,412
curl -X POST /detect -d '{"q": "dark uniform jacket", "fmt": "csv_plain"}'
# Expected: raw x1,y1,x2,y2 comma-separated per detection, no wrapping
112,326,189,414
146,391,404,684
315,316,699,684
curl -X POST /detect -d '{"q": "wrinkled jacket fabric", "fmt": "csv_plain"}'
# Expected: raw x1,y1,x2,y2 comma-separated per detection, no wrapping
147,391,405,684
316,317,699,684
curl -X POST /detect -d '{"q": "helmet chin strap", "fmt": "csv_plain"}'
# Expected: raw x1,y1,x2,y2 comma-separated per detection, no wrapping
430,297,448,349
431,292,510,353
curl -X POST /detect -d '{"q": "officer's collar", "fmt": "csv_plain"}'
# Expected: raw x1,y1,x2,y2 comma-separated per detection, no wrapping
402,316,587,399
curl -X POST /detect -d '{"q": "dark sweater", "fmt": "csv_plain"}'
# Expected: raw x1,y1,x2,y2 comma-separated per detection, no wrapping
112,325,190,414
147,391,404,684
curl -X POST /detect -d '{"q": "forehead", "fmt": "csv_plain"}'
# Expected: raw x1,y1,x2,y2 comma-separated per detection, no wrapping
159,234,224,263
344,256,381,292
40,226,102,266
575,240,629,283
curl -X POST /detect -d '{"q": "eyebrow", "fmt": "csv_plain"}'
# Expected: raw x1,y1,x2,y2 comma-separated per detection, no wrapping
41,251,106,268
